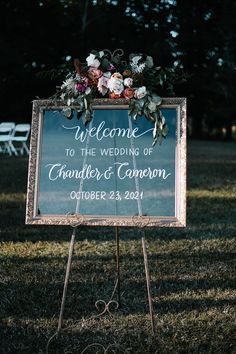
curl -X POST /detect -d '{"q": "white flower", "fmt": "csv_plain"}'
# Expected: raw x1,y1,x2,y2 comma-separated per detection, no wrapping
145,56,154,68
85,87,91,95
131,62,146,73
134,86,147,99
67,98,74,106
132,55,142,64
97,73,111,96
108,77,124,95
61,77,76,91
99,51,105,58
104,71,112,79
130,55,146,73
86,53,100,68
75,73,82,80
124,77,133,87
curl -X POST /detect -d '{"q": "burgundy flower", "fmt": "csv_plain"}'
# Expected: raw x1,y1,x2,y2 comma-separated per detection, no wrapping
75,83,86,93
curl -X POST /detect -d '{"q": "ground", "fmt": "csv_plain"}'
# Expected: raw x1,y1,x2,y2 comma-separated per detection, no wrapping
0,140,235,354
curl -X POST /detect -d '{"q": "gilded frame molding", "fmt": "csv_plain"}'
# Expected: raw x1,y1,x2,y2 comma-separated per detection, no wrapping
26,98,186,227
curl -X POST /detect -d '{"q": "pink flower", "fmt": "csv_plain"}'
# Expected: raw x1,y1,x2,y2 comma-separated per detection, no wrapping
134,86,147,99
88,68,103,80
124,87,135,99
81,76,89,85
109,92,123,99
97,72,111,96
108,63,115,71
124,77,133,87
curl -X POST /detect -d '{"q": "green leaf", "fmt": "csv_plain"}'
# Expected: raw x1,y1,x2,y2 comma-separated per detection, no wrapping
137,98,146,108
159,134,164,145
62,107,73,119
151,94,162,105
153,120,158,139
77,111,83,120
112,56,121,66
132,98,146,118
101,58,110,70
145,56,154,68
148,101,157,113
128,102,136,117
91,50,99,57
130,107,139,120
152,137,158,147
83,109,92,126
162,124,169,137
84,97,88,110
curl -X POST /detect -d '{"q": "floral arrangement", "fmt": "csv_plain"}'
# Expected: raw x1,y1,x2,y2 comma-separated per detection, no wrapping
54,49,181,145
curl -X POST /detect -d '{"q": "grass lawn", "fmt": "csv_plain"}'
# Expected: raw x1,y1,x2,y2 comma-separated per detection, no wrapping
0,140,235,354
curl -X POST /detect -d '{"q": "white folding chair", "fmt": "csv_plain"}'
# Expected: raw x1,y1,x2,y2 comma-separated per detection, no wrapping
0,122,15,127
0,122,16,155
10,124,31,156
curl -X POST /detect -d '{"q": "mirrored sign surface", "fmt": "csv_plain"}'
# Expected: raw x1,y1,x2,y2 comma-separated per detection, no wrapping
26,99,186,227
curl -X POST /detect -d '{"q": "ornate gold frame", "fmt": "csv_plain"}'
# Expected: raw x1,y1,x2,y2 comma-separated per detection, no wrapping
26,98,186,227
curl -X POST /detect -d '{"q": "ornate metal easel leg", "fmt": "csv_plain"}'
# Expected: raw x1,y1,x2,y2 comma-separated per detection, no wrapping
46,228,77,354
57,227,77,333
141,236,155,335
94,227,121,317
115,226,121,308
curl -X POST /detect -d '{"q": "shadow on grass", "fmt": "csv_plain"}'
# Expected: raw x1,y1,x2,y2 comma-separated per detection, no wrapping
1,251,235,321
1,279,235,319
0,319,235,354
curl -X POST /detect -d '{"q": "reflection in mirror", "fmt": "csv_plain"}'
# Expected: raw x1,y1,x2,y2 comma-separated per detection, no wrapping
38,108,176,217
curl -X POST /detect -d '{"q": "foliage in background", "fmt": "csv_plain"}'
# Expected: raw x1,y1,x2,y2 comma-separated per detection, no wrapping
0,0,236,138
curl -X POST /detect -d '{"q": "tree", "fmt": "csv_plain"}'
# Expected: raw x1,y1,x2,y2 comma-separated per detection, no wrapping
174,0,236,138
0,0,235,139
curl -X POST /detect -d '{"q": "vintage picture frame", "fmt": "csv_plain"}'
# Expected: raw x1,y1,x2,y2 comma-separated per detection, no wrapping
26,98,186,227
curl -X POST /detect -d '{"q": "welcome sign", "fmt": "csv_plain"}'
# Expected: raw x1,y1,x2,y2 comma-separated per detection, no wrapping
26,98,186,227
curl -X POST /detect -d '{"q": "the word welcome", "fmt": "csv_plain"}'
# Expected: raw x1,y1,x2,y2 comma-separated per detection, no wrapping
62,121,153,143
